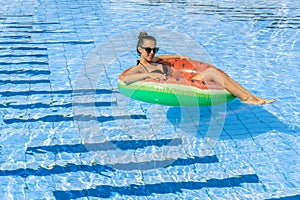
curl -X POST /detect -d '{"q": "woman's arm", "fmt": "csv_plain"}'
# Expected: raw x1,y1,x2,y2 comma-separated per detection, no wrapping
122,66,166,84
122,72,151,84
121,66,148,84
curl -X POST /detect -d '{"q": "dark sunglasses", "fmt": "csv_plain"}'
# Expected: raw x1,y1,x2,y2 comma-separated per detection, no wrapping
141,47,159,54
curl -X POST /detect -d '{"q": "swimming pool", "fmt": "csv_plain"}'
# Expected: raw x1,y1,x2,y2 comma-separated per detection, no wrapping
0,0,299,199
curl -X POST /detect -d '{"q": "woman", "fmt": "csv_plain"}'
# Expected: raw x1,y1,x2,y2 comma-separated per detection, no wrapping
122,32,275,105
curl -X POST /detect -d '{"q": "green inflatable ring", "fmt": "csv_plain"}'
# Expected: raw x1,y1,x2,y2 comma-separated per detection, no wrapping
118,59,236,106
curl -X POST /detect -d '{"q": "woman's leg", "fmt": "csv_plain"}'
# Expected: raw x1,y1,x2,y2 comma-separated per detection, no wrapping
192,68,275,105
218,70,272,102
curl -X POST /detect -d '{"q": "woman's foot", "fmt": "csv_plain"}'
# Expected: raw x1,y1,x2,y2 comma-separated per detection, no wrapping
241,96,263,105
256,97,276,104
241,96,275,105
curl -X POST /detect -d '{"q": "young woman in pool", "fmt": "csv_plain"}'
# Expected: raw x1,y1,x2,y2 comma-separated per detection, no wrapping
122,32,275,105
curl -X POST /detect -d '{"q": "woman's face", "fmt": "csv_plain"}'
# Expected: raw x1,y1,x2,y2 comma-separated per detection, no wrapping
139,39,156,62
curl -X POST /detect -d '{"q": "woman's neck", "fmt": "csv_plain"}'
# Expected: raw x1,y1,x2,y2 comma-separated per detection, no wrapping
139,57,152,66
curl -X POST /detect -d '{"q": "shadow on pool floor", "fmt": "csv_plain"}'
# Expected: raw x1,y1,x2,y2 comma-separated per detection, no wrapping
52,174,259,199
167,101,299,140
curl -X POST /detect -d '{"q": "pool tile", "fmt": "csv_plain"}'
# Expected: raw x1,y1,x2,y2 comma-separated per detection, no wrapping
0,0,300,199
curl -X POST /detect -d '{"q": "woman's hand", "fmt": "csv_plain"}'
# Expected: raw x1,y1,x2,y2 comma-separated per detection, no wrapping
148,72,167,81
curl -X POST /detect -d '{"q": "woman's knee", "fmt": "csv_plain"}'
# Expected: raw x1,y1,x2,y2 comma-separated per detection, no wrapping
204,67,219,76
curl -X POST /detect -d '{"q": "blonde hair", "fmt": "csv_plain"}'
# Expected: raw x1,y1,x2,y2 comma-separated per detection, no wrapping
136,32,156,55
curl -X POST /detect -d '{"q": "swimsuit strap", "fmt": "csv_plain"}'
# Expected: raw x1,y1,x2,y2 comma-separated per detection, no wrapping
139,62,150,73
139,62,171,76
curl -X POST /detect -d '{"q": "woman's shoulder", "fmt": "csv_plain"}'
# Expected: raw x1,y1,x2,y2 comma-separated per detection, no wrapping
130,64,141,70
127,64,145,74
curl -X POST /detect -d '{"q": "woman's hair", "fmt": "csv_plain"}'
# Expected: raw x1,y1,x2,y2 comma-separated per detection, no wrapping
136,32,156,55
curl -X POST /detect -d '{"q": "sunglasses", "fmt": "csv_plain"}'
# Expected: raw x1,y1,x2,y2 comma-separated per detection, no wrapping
141,47,159,54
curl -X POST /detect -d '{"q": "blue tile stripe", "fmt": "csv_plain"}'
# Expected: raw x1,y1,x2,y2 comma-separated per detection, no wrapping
26,138,182,154
0,79,50,84
0,163,115,178
0,69,50,75
0,54,48,58
266,195,300,200
0,101,115,109
0,61,48,65
0,89,116,97
3,114,147,124
0,41,94,44
52,174,259,199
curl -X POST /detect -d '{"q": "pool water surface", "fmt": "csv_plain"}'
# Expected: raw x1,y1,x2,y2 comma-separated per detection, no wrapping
0,0,299,199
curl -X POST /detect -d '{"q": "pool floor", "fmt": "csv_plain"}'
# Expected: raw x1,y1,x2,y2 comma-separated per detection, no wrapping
0,0,300,199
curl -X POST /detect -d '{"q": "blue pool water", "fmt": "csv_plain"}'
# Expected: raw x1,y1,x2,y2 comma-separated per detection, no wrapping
0,0,300,199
